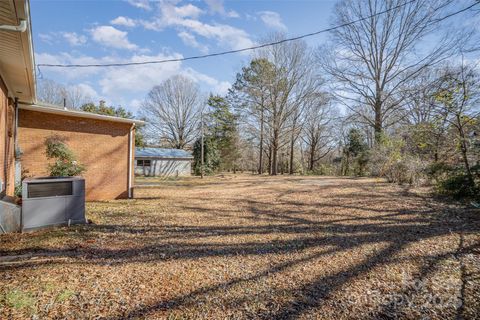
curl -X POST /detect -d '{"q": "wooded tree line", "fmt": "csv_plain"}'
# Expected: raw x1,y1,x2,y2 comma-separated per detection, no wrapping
37,0,479,198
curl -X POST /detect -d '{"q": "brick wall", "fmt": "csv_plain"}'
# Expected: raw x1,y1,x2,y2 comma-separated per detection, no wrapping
18,109,133,201
0,76,15,197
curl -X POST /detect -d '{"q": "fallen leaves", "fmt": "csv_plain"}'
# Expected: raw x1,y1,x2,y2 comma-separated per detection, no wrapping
0,175,478,319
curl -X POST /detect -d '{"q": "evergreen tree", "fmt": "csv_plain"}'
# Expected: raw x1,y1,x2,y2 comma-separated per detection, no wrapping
342,129,369,176
192,137,220,176
205,95,239,171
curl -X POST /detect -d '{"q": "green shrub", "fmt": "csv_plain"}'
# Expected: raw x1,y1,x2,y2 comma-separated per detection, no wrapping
193,137,220,176
14,184,22,198
429,164,480,199
426,162,452,184
436,171,478,198
45,135,85,177
307,163,336,176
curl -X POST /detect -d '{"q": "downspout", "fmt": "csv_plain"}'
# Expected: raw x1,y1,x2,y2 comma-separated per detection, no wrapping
14,98,20,187
127,124,135,198
2,99,7,195
14,98,18,155
0,20,27,32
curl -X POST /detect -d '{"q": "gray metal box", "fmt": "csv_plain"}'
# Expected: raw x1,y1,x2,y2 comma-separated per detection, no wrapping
0,199,21,233
22,177,86,232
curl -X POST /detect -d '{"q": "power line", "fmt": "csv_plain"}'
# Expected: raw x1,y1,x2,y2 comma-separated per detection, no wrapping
37,0,478,69
433,0,479,23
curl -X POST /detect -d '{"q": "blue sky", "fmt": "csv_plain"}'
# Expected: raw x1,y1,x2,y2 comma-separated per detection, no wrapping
31,0,337,113
31,0,479,115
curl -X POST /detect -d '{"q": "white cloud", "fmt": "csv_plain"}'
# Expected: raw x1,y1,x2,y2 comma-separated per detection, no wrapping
37,51,181,107
39,32,87,46
90,26,138,50
178,19,253,50
257,11,287,31
36,50,231,111
178,31,209,53
98,53,184,97
39,33,54,44
204,0,239,18
183,68,230,95
62,32,87,46
137,0,253,51
36,52,118,78
71,83,99,99
174,3,204,19
110,16,137,27
145,1,204,27
129,98,143,112
126,0,152,10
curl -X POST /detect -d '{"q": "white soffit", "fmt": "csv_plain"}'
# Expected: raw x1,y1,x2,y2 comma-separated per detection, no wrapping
0,0,36,103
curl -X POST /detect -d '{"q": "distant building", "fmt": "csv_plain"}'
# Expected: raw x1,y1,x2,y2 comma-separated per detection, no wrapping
135,148,193,177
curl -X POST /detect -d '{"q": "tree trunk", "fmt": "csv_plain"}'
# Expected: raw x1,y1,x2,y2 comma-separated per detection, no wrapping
289,136,295,174
374,99,383,143
289,120,296,175
258,109,264,175
342,150,350,176
268,145,273,175
271,135,278,176
280,154,284,175
457,114,475,187
271,150,278,175
309,144,315,171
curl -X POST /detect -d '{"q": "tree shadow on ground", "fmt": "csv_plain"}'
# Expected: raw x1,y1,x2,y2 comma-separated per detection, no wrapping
0,178,478,319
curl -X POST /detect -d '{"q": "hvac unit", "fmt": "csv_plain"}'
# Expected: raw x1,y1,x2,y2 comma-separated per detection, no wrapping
22,176,86,231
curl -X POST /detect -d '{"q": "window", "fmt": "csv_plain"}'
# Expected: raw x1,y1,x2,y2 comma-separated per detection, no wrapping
137,159,151,167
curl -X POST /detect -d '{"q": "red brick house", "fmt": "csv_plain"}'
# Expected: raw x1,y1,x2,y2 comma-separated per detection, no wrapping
18,103,142,200
0,0,142,202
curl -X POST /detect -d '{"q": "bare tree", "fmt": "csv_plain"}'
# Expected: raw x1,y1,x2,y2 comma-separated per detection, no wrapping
434,61,480,186
320,0,461,142
254,33,321,175
142,75,203,149
231,58,274,174
66,85,92,109
302,93,335,171
287,102,304,174
37,79,67,105
37,79,92,108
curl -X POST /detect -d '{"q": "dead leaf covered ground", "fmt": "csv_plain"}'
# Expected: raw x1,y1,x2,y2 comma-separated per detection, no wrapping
0,175,479,319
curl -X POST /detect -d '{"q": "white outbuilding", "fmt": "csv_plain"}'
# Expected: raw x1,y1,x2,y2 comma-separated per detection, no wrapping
135,148,193,177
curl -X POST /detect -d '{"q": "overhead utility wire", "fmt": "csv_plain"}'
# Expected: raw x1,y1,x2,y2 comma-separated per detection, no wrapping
37,0,478,68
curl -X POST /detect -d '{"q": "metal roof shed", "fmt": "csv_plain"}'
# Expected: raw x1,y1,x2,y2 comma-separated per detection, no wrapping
135,147,193,177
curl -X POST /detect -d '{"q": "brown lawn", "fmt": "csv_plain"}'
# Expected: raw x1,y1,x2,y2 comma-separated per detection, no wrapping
0,175,479,319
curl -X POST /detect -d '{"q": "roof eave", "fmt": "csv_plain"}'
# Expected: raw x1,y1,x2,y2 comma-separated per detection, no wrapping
19,103,145,125
136,156,193,160
20,0,36,103
0,0,36,103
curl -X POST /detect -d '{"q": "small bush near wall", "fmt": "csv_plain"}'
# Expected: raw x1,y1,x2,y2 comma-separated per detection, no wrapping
44,135,85,177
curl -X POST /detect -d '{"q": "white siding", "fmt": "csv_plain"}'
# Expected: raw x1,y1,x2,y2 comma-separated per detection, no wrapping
135,158,191,177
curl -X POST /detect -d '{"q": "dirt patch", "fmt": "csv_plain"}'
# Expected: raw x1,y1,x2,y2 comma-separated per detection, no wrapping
1,175,479,319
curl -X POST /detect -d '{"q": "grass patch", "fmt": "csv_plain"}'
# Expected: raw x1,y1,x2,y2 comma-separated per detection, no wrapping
56,289,75,303
4,290,36,313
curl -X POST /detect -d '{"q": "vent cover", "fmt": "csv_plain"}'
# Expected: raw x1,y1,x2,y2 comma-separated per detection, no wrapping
27,181,73,198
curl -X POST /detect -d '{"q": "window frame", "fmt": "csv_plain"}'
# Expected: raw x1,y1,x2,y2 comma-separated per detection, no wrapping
137,159,152,167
